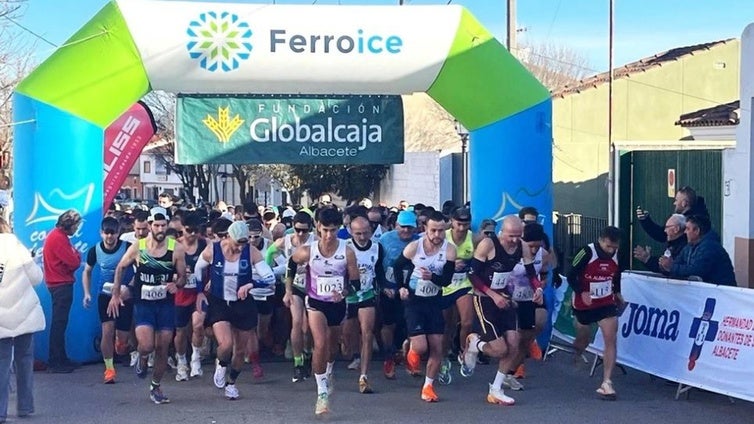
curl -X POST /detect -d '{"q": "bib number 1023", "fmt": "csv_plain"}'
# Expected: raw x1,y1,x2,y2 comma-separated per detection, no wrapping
316,276,344,297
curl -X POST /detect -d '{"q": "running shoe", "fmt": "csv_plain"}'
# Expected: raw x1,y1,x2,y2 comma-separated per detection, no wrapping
103,368,116,384
135,357,148,379
130,351,139,367
503,374,524,391
315,393,329,415
487,384,515,406
347,357,361,370
438,358,452,385
529,340,543,361
149,386,170,404
213,360,226,389
405,350,421,377
383,358,396,380
175,363,189,382
190,358,203,378
514,364,526,379
147,352,154,368
292,365,306,383
460,333,480,377
224,383,240,400
252,362,264,380
421,384,438,402
359,375,374,394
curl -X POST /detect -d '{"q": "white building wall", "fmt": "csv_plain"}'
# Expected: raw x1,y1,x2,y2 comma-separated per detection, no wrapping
378,151,441,208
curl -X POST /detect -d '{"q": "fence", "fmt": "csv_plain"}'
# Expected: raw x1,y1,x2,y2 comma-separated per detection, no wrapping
553,213,608,273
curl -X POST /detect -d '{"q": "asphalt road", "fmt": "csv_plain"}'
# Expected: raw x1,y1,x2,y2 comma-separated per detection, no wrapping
6,350,754,424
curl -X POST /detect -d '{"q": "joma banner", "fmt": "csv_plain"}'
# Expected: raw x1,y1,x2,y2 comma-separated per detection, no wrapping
175,95,404,165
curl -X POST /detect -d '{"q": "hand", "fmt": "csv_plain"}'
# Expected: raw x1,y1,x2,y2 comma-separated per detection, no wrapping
83,293,91,309
166,282,178,294
382,288,395,299
283,291,293,308
195,293,208,312
659,255,673,271
580,291,593,307
399,287,409,300
636,207,649,220
454,259,466,272
633,245,651,263
492,292,510,309
107,295,124,318
418,267,432,280
533,287,544,305
237,283,253,300
330,290,344,302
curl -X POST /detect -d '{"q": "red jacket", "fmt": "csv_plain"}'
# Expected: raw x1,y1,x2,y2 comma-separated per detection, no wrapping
43,227,81,286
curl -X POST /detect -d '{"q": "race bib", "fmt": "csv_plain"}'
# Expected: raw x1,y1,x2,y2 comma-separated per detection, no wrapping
141,284,167,301
184,274,197,290
223,279,239,302
316,275,344,297
274,254,288,267
385,266,395,284
589,281,612,299
359,274,374,292
512,285,534,301
415,279,440,297
450,272,467,288
293,272,306,289
102,282,114,296
490,272,510,290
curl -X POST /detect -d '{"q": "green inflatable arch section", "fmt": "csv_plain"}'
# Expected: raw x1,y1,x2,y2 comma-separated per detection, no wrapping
17,1,548,131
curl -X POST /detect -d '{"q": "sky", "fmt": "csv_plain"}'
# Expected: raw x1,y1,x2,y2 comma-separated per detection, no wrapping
12,0,754,75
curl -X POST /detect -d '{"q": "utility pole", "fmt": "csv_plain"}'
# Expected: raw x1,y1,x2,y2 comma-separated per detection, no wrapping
506,0,516,52
607,0,616,226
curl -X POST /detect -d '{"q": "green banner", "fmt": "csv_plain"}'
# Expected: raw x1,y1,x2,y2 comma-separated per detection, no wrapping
175,95,404,165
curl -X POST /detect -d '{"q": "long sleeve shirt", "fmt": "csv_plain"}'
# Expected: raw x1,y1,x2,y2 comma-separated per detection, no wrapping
43,227,81,286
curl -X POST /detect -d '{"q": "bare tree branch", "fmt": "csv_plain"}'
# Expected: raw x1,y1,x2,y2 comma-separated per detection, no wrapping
515,41,592,91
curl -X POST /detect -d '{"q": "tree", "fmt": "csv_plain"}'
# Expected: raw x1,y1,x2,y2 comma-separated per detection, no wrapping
144,91,214,203
0,1,34,185
515,42,592,91
289,164,388,204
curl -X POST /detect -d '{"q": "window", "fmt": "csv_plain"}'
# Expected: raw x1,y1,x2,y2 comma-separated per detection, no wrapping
155,160,167,175
143,160,151,174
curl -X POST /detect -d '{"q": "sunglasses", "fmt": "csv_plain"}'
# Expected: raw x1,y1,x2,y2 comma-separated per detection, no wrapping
249,233,262,239
294,227,310,233
483,231,495,236
185,227,199,234
216,232,228,238
103,229,118,235
235,238,249,244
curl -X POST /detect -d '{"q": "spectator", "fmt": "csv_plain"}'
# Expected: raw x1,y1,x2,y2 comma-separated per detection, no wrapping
636,186,709,243
661,215,736,286
398,200,409,211
0,175,11,223
43,209,83,373
0,216,45,422
633,214,688,275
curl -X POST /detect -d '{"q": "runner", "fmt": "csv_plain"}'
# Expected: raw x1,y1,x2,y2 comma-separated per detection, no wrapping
108,207,187,404
82,217,133,384
344,215,385,394
193,221,276,400
246,218,275,380
273,212,316,382
438,207,475,385
393,211,457,402
291,207,360,415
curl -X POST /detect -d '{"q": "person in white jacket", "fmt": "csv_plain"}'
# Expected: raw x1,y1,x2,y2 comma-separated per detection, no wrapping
0,217,45,423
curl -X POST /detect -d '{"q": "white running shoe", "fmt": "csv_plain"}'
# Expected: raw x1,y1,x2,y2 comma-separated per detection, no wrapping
213,360,227,389
224,383,240,400
347,357,361,370
487,384,515,405
503,374,524,391
148,352,155,368
190,359,203,378
175,363,189,382
130,351,139,367
461,333,480,377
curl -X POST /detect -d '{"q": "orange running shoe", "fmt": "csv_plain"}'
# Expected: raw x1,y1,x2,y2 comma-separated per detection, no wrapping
406,349,422,377
529,340,543,361
514,364,525,379
383,358,396,380
421,384,439,402
104,368,116,384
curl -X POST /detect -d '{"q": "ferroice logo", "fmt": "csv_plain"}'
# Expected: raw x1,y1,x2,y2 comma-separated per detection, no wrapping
187,12,252,72
687,298,719,371
203,106,244,143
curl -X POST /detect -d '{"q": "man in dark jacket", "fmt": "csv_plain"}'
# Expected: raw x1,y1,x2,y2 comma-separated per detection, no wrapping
660,215,736,286
636,186,709,243
633,214,688,275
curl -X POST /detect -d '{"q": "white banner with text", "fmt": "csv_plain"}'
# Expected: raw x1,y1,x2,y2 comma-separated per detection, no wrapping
591,272,754,401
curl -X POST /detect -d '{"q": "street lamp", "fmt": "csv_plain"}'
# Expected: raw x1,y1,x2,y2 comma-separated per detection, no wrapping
454,119,469,206
220,172,228,202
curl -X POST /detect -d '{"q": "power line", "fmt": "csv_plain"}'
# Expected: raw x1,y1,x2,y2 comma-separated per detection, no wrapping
1,15,57,48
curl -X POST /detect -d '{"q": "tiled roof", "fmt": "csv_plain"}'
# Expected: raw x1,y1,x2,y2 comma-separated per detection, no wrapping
552,39,735,97
676,100,740,127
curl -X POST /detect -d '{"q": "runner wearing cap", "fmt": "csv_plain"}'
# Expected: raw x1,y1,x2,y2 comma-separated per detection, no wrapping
376,210,418,379
438,207,475,385
107,207,187,404
192,221,275,400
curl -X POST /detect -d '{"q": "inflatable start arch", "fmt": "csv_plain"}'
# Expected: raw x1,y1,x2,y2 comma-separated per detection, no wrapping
13,0,551,362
